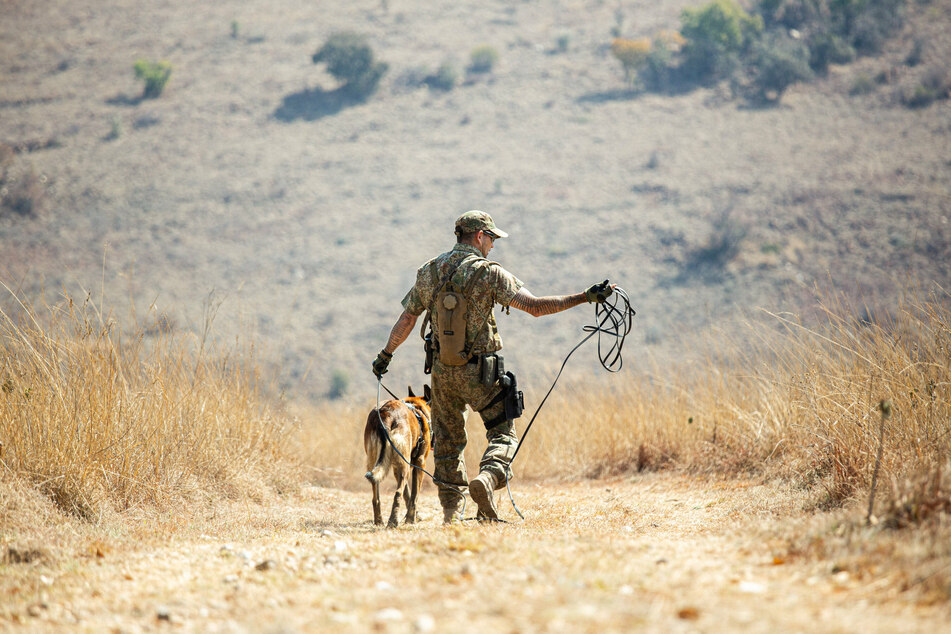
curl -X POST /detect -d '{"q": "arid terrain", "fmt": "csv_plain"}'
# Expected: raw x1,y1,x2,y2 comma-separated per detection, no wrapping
2,1,951,631
2,0,950,401
3,474,950,633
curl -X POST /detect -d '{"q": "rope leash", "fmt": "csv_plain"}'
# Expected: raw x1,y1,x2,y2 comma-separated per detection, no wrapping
503,287,636,518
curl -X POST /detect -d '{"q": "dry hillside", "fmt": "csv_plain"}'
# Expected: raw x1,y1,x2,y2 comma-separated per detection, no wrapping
1,0,950,402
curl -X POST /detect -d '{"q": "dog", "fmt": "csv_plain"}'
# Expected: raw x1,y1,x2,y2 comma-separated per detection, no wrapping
364,385,432,527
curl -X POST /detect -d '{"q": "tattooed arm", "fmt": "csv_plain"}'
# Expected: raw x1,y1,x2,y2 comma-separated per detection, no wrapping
509,287,587,318
383,310,419,354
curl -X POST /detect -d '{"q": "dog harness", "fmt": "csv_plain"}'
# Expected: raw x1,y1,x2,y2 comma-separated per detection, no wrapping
404,402,432,458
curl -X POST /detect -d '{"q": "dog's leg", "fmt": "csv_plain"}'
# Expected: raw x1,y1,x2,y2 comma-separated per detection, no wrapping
387,471,405,528
371,480,383,526
403,474,415,524
405,462,423,524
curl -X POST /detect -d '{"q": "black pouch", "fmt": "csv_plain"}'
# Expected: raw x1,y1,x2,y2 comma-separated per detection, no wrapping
502,371,524,421
423,331,434,375
479,353,504,386
482,370,523,429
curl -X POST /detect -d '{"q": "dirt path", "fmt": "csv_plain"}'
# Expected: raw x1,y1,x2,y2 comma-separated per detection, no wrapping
3,473,948,633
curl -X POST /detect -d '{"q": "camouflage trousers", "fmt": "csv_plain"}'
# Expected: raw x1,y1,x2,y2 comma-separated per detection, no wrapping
431,358,519,519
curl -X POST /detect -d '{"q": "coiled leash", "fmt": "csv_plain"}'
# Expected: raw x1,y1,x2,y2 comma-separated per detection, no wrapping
502,285,636,519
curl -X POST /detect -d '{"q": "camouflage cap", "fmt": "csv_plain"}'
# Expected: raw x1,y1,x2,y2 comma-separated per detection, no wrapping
454,210,509,238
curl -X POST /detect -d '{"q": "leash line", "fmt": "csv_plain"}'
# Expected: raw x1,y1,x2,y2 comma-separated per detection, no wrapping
504,287,636,518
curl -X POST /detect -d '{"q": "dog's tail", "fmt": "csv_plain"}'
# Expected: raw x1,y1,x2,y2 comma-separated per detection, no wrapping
364,408,392,484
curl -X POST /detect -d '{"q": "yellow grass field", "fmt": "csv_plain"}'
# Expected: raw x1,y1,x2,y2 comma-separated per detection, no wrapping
2,286,949,630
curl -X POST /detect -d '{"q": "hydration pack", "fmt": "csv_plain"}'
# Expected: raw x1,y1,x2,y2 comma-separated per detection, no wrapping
435,284,470,366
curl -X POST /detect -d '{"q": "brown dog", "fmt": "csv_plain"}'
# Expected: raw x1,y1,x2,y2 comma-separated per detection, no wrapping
364,385,432,527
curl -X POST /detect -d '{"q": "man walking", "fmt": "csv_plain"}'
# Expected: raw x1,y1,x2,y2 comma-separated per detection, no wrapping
372,211,613,523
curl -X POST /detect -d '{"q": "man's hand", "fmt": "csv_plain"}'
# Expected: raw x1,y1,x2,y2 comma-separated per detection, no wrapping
584,280,614,304
372,350,393,378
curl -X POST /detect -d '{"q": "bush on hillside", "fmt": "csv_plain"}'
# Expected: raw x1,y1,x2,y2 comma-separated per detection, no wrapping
133,59,172,99
680,0,763,81
425,62,459,91
849,0,905,54
901,65,951,108
806,29,856,73
312,32,388,99
468,45,499,74
744,32,813,103
638,31,687,91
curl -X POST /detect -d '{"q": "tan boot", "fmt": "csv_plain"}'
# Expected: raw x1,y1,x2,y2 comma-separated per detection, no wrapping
469,472,499,521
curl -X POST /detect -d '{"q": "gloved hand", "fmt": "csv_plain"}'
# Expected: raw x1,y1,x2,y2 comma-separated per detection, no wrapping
584,280,614,304
372,350,393,378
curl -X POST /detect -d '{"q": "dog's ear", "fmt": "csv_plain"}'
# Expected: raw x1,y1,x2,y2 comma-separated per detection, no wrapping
407,386,416,398
424,384,432,402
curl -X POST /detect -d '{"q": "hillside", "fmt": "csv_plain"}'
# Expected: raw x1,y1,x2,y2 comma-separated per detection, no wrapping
2,0,950,402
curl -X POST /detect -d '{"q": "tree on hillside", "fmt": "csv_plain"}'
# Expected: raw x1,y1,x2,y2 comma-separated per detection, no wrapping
312,32,388,100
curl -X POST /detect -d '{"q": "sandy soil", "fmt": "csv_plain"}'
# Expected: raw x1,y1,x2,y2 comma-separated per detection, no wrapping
2,473,948,633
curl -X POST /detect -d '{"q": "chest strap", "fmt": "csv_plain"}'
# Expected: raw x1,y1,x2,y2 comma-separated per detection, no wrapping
404,402,430,458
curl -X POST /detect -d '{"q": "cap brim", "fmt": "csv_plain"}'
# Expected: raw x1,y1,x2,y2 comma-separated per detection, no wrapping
490,227,509,238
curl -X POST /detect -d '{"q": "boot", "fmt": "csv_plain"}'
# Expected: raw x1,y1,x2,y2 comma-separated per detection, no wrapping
469,471,499,521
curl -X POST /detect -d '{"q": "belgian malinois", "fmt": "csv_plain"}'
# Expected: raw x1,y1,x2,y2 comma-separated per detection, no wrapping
363,385,432,527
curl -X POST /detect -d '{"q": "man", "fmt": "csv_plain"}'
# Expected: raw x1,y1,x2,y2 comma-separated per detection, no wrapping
372,210,613,523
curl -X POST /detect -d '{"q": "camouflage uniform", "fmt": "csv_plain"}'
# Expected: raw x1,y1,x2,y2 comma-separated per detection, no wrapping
401,243,524,518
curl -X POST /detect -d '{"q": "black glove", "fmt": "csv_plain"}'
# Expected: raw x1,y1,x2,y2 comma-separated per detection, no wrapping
584,280,613,304
372,350,393,378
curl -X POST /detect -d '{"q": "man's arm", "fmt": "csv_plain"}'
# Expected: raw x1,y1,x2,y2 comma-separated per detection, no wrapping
509,287,587,317
383,310,419,354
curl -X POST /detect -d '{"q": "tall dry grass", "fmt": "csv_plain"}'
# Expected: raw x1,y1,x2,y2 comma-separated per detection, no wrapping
0,288,296,520
521,289,951,513
3,283,948,525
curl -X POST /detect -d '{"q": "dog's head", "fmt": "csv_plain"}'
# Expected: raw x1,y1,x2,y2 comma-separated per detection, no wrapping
406,384,432,405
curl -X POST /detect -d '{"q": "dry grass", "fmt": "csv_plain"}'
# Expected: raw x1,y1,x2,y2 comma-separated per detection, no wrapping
2,285,951,626
294,286,951,528
0,286,297,521
4,283,949,520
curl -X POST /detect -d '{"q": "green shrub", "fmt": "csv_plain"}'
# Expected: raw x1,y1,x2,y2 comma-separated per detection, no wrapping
424,61,458,91
312,32,388,99
902,65,951,108
807,30,855,73
746,33,813,102
760,0,825,29
468,45,499,74
641,40,675,89
680,0,763,81
133,60,172,99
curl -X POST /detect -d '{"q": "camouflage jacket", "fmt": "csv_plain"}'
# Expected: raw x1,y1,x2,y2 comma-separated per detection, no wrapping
402,244,524,354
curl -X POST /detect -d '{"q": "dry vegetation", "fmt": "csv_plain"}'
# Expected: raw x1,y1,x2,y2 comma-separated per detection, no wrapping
3,284,949,629
0,287,297,520
2,0,951,629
